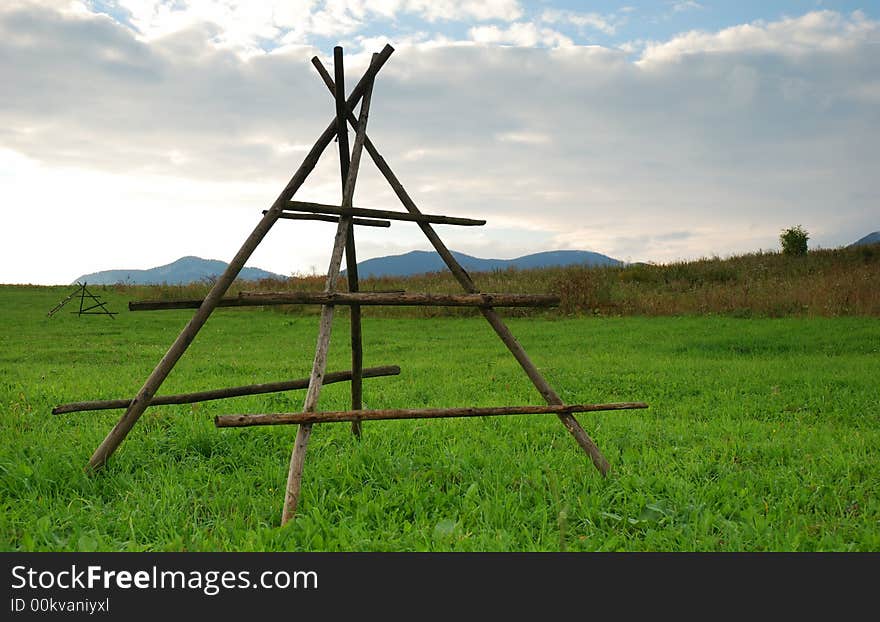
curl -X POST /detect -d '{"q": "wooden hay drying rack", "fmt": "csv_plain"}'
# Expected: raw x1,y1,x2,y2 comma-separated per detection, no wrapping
55,45,647,526
47,282,117,319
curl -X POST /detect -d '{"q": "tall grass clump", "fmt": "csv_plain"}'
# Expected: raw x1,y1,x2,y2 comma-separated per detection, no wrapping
552,245,880,317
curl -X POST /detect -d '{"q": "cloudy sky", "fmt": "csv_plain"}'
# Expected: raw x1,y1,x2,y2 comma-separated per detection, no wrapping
1,0,877,284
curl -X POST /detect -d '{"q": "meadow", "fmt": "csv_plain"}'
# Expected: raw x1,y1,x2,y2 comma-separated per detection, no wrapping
1,283,878,551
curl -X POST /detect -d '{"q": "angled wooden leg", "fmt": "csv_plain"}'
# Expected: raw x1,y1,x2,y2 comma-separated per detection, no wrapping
310,59,611,475
479,308,609,474
282,303,336,525
88,201,281,471
85,46,394,472
281,53,376,524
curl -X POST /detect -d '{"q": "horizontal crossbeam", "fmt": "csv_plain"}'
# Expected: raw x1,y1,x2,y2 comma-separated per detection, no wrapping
216,401,649,427
52,365,400,414
129,291,559,311
284,200,485,226
78,301,113,313
129,298,251,311
240,291,560,307
264,211,391,228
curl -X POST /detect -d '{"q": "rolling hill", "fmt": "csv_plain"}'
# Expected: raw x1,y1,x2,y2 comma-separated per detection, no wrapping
348,249,622,278
851,231,880,246
74,256,287,285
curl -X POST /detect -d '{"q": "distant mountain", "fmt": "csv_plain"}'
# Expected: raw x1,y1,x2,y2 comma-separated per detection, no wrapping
851,231,880,246
74,256,287,285
348,249,622,278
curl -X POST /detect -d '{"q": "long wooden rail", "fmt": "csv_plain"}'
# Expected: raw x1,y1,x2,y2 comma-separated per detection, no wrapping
52,365,400,415
283,201,485,227
129,292,560,311
240,292,560,307
270,213,391,228
216,402,649,427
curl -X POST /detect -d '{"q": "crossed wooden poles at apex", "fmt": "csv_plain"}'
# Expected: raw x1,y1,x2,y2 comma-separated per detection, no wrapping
60,44,647,526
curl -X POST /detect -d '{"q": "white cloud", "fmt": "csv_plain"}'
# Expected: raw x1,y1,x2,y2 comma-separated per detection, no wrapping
404,0,522,22
116,0,329,54
3,0,87,11
350,32,467,55
496,132,551,145
672,1,703,13
541,9,617,35
469,22,573,47
639,10,878,64
1,6,878,282
90,0,523,56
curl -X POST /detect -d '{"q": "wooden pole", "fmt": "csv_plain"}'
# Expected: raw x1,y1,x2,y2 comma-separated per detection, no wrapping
334,47,365,439
271,213,390,228
239,292,560,307
284,202,485,227
282,51,376,525
130,292,561,311
334,46,352,201
77,283,85,316
47,287,81,317
52,365,401,414
217,402,649,427
130,298,254,311
311,56,611,475
78,301,113,314
85,45,394,472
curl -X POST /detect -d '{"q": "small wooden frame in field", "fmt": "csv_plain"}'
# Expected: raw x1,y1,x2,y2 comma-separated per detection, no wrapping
57,44,647,528
47,282,117,319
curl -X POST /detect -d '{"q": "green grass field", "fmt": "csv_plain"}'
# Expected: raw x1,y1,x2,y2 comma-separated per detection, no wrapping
1,285,878,551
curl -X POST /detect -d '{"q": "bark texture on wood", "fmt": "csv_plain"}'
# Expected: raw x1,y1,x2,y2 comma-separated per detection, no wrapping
284,201,485,227
131,292,560,311
282,50,377,525
272,213,390,227
217,402,648,427
52,365,400,414
239,292,560,307
129,298,243,311
338,52,364,440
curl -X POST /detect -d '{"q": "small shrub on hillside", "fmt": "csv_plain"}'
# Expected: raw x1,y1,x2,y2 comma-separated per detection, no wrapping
780,225,809,256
